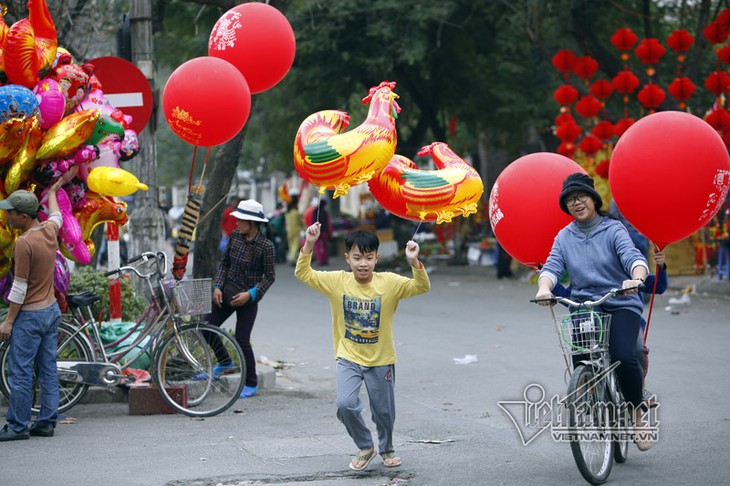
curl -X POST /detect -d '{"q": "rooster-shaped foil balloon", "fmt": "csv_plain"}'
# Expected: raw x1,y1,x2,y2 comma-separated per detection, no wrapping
368,142,484,224
294,81,401,197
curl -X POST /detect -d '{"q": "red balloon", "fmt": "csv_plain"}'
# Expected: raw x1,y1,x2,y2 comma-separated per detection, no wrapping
208,3,296,94
610,111,730,249
489,153,586,268
162,56,251,147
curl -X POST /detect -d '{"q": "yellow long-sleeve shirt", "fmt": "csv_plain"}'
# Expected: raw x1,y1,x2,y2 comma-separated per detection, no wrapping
295,251,430,366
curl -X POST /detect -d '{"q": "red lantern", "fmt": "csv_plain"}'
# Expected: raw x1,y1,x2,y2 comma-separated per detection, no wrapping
614,117,635,137
635,38,666,65
703,21,727,45
572,56,599,79
666,29,694,53
717,45,730,65
557,141,577,159
552,49,577,73
718,8,730,30
553,84,579,106
610,111,730,249
705,107,730,131
555,112,576,126
594,160,610,179
705,71,730,95
556,122,583,143
208,3,296,94
637,84,666,109
162,56,251,147
592,121,615,140
668,77,696,102
612,70,640,94
578,135,603,155
611,28,639,52
575,95,603,119
489,153,586,267
589,79,614,99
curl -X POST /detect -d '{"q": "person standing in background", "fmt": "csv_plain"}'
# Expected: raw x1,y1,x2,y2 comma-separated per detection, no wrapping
220,196,242,253
285,193,305,266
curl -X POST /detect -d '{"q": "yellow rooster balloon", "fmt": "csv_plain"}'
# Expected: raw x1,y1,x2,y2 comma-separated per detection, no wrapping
36,109,100,161
294,81,401,197
5,116,42,193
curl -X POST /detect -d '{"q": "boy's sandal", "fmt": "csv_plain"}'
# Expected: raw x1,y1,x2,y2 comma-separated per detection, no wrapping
381,452,402,467
349,448,376,471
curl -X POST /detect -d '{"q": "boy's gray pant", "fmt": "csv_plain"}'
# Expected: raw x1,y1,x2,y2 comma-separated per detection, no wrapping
335,358,396,454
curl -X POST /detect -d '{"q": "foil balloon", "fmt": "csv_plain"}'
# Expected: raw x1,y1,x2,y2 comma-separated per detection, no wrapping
74,191,128,250
34,143,98,186
294,81,401,197
76,89,133,129
87,166,148,197
33,77,65,129
120,129,139,161
5,116,42,193
77,142,116,183
53,249,70,294
0,84,39,122
39,186,90,264
86,113,124,146
1,0,58,88
36,108,100,160
0,117,30,164
51,53,94,115
368,142,484,224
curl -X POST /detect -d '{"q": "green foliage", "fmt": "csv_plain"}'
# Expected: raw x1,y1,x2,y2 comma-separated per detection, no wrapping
68,267,147,323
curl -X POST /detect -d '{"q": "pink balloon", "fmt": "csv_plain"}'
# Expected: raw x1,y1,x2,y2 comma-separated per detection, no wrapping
78,142,119,183
489,153,586,268
610,111,730,249
39,188,90,264
77,88,133,128
34,78,65,129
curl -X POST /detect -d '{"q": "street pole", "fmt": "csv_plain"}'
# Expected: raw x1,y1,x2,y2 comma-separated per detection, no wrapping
127,0,165,260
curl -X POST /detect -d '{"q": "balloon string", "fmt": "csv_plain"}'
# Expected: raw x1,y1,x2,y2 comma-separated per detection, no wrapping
198,147,212,185
411,220,423,240
188,146,198,193
643,242,660,344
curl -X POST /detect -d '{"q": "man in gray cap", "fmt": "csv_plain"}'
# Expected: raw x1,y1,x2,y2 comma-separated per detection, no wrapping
0,170,73,441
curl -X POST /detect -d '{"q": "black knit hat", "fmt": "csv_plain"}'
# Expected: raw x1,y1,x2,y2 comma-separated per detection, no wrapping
559,173,603,214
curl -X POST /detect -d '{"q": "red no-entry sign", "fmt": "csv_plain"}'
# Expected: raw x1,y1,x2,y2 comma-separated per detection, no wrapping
88,56,153,134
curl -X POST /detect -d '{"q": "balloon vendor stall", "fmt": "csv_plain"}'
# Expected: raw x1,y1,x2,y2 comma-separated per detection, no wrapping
0,1,149,305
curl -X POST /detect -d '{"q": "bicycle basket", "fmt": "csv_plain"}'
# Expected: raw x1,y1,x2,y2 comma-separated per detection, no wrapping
170,278,212,316
555,310,611,356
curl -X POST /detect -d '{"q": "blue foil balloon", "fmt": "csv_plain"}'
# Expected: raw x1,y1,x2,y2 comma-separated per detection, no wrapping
0,84,40,123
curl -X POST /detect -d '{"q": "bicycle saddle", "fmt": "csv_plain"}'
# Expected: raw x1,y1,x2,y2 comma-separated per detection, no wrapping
66,291,101,308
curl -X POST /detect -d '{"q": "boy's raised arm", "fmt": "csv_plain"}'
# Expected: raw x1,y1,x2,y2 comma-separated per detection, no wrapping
301,222,321,255
405,240,423,269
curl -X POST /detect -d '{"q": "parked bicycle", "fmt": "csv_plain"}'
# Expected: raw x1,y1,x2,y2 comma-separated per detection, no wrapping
0,251,245,417
532,288,645,485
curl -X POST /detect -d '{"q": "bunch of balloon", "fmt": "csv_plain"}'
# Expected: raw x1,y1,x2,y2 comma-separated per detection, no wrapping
162,2,296,279
0,0,147,279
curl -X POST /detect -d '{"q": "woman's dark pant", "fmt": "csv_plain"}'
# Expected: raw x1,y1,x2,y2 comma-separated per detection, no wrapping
204,301,259,387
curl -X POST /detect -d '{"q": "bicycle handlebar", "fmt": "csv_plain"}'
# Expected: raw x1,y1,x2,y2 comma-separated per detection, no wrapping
530,285,642,308
103,251,168,280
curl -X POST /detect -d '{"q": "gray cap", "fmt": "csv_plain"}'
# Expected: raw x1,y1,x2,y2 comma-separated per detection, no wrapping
0,190,39,217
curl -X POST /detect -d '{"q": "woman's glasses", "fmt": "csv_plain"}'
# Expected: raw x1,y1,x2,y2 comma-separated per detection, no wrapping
565,193,591,206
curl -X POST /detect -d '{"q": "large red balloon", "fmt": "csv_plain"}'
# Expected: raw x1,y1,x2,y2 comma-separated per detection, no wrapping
489,153,585,268
162,56,251,147
610,111,730,249
208,3,296,94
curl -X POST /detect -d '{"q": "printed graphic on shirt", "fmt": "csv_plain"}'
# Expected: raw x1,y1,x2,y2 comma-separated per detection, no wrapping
342,294,381,344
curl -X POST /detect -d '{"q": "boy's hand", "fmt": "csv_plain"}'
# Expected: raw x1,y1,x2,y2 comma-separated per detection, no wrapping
302,222,320,254
405,240,421,267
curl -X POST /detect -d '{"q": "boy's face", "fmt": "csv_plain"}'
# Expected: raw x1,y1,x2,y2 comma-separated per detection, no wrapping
345,246,379,284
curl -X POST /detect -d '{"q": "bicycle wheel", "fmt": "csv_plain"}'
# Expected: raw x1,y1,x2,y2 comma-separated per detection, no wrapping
567,364,613,485
608,375,630,464
153,322,245,417
0,318,94,414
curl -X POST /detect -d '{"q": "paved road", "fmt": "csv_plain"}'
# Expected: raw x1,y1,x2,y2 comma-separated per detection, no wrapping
1,261,729,485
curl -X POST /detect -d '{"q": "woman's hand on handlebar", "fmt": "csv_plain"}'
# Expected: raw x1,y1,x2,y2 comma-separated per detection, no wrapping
621,279,644,294
535,287,555,306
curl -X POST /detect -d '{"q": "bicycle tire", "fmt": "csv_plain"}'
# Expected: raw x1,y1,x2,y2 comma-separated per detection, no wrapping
152,322,245,417
567,364,613,485
608,375,630,464
0,318,94,415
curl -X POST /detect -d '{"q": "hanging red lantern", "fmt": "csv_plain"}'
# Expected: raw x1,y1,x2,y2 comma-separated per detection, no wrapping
575,95,603,118
552,49,577,73
614,117,635,137
592,121,615,141
717,45,730,65
557,141,577,159
555,112,576,126
718,8,730,29
705,107,730,131
612,70,640,94
553,84,579,106
572,56,599,79
594,160,610,179
703,21,727,45
668,77,696,104
635,38,666,65
705,71,730,95
556,122,583,142
637,84,666,109
666,29,694,53
611,28,639,53
589,79,614,99
578,135,603,155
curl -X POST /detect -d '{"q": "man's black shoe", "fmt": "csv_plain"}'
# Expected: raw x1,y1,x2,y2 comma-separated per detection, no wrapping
29,421,55,437
0,424,30,441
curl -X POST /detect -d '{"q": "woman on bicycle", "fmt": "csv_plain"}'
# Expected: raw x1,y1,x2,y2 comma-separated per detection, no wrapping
534,173,653,451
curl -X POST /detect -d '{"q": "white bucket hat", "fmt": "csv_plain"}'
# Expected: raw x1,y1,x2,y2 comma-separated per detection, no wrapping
231,199,269,223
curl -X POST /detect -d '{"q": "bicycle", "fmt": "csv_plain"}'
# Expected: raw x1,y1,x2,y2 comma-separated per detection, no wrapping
532,288,643,485
0,251,246,417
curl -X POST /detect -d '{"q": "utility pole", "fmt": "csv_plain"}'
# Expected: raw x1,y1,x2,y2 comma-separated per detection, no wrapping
127,0,165,258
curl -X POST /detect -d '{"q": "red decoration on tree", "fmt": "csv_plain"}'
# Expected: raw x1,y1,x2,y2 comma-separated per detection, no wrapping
575,95,603,119
589,79,614,99
717,45,730,65
705,107,730,131
612,70,640,94
556,122,582,142
578,135,603,155
553,84,579,106
592,121,615,141
611,28,639,52
572,56,599,79
637,84,666,109
594,160,610,179
557,141,577,159
668,77,696,104
614,118,635,137
635,39,666,65
703,21,727,45
555,112,576,126
705,71,730,95
552,49,577,74
666,29,694,53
